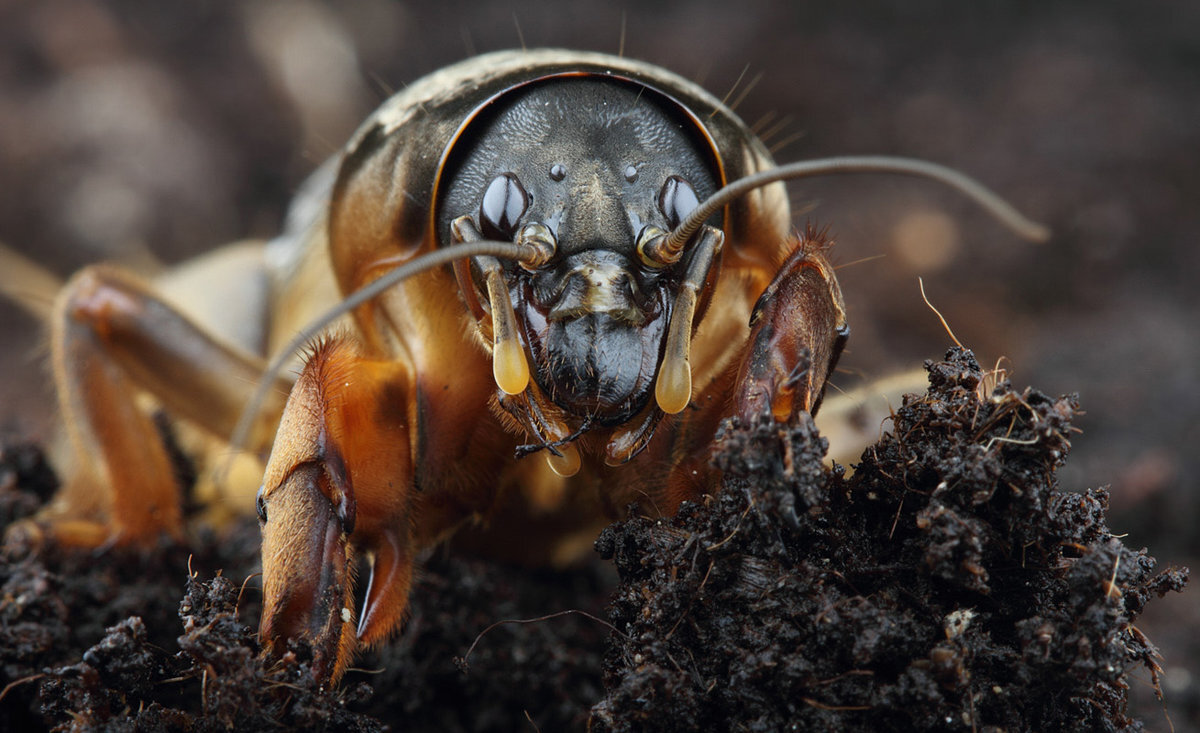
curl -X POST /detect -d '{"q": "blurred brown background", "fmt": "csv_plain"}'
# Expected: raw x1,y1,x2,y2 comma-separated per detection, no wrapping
1,0,1196,727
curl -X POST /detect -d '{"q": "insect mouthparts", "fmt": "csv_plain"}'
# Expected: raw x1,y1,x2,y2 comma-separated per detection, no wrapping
547,256,644,324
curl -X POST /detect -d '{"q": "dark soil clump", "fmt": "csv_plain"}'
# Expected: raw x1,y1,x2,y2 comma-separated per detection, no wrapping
0,349,1187,730
0,453,609,730
592,348,1187,732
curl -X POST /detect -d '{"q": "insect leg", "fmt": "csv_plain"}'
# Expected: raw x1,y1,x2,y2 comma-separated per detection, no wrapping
732,231,849,423
258,335,416,683
19,263,289,548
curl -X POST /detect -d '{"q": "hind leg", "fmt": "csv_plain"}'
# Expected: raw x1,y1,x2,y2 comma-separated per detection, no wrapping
14,261,289,549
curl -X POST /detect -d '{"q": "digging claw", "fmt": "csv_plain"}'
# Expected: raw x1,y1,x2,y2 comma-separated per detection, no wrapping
734,235,848,423
356,528,412,647
256,337,361,684
258,461,356,684
256,336,418,684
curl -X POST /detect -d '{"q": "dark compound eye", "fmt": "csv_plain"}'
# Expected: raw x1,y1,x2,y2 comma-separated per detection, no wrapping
255,485,267,524
480,173,529,240
549,163,566,181
658,175,699,229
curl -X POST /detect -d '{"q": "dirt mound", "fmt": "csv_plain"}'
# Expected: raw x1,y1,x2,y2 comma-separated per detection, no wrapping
0,349,1186,730
594,348,1187,731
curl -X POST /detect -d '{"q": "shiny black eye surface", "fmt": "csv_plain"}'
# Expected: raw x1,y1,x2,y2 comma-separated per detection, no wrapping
549,163,566,181
480,173,530,240
658,175,699,228
255,485,267,524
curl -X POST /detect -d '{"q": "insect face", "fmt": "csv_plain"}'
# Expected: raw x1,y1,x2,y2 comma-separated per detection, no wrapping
438,76,720,429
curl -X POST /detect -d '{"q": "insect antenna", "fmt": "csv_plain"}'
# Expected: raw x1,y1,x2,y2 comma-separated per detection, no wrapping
226,239,542,461
648,155,1050,416
664,155,1051,257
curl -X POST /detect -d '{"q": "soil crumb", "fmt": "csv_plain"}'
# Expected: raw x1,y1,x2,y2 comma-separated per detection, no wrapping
0,349,1187,731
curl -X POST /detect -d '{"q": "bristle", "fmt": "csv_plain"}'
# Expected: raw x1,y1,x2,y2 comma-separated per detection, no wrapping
302,332,360,408
800,222,836,251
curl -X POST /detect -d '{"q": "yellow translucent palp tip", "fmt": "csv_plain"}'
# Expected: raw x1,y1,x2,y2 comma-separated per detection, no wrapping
493,337,530,395
546,443,581,478
655,357,692,414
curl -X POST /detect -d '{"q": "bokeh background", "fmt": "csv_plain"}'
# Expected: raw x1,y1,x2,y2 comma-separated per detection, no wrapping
1,0,1195,727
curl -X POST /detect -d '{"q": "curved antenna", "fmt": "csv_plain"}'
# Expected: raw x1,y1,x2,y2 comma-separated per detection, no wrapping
664,155,1051,254
226,239,538,459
